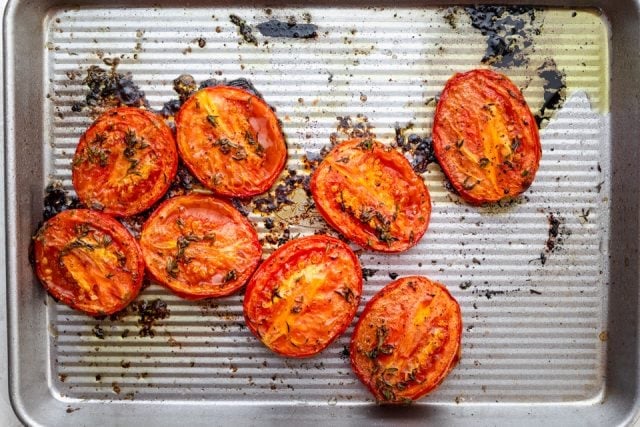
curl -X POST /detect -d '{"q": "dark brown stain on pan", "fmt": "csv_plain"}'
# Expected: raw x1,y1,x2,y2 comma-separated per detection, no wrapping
43,182,82,220
78,64,149,117
229,14,258,46
534,58,567,128
256,19,318,39
461,6,541,68
393,124,437,174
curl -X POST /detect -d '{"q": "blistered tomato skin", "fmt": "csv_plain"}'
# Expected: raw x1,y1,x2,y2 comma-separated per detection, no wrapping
71,107,178,217
139,194,261,300
32,209,144,316
432,69,541,204
350,276,462,404
243,235,362,358
310,138,431,253
175,86,287,197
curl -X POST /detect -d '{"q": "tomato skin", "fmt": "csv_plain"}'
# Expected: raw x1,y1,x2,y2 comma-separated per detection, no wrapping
350,276,462,404
432,69,541,204
243,235,362,358
139,194,261,300
175,86,287,197
310,138,431,253
72,107,178,217
32,209,144,316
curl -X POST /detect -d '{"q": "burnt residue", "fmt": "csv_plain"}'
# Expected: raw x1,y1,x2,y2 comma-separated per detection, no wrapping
256,19,318,39
539,212,569,265
82,65,149,116
94,299,169,338
473,289,506,299
173,74,198,103
334,115,375,141
92,324,106,339
230,14,258,46
129,299,170,338
463,6,540,68
302,115,375,173
459,280,472,290
394,124,437,174
361,268,378,281
340,346,350,360
160,99,181,118
251,169,311,215
443,7,459,29
43,182,81,220
546,213,561,252
164,161,202,199
199,77,264,100
231,198,251,217
535,58,567,128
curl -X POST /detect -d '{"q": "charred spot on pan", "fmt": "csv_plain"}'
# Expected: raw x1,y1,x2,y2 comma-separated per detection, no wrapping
92,324,106,339
340,346,350,360
464,6,541,68
335,115,375,140
199,77,265,101
394,124,437,173
459,280,472,290
256,18,318,39
43,181,82,220
472,288,506,299
229,14,258,46
361,268,378,281
535,212,570,266
250,169,311,215
173,74,198,102
442,7,459,29
130,299,170,338
160,99,181,118
534,58,567,128
230,198,251,217
83,65,149,116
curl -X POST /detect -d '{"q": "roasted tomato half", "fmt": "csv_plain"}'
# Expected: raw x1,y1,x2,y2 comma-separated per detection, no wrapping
140,194,261,300
72,107,178,217
310,138,431,252
350,276,462,404
243,235,362,358
175,86,287,197
32,209,144,316
432,69,541,204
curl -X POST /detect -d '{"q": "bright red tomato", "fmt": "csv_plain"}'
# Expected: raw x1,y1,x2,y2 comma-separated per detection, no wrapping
139,194,261,300
350,276,462,403
33,209,144,316
432,69,541,204
243,235,362,357
72,107,178,216
175,86,287,197
311,138,431,252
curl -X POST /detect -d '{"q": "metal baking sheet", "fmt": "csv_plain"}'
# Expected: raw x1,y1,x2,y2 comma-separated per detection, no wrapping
5,1,640,426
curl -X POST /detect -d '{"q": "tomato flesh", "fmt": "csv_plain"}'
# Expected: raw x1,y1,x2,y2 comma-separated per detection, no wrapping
311,138,431,252
432,69,541,204
140,194,261,300
350,276,462,403
72,107,178,216
33,209,144,316
175,86,287,197
243,235,362,357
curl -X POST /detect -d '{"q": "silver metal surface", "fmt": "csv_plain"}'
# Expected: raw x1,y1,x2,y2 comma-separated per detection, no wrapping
4,1,640,426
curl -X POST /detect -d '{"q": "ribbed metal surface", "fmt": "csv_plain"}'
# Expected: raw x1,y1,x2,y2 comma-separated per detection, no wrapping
45,7,609,404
